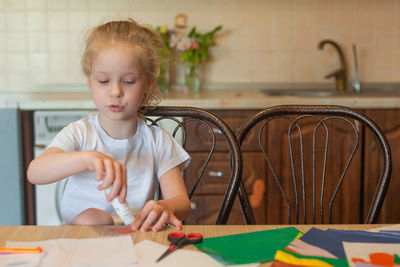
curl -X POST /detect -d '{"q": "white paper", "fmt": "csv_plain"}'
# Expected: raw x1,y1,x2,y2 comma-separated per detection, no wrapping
343,241,400,267
368,224,400,232
135,239,259,267
0,253,42,267
4,237,259,267
6,235,137,267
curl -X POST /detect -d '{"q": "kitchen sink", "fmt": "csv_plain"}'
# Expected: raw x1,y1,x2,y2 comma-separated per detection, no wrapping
261,88,400,97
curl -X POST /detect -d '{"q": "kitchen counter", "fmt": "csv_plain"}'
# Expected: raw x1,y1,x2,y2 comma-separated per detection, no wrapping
1,89,400,110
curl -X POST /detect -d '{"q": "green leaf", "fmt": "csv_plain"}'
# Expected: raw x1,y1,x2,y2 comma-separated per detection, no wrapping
188,27,196,38
212,25,223,34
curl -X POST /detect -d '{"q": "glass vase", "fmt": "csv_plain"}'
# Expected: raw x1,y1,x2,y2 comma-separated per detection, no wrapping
184,63,200,93
158,61,170,93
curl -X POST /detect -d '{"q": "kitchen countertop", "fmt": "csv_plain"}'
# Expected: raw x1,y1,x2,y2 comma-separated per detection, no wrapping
1,88,400,110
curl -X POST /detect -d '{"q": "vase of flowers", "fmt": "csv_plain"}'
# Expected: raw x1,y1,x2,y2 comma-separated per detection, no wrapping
154,23,222,93
170,25,222,93
164,26,222,92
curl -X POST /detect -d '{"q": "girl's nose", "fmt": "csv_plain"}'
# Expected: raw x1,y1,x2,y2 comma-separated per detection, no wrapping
110,83,123,98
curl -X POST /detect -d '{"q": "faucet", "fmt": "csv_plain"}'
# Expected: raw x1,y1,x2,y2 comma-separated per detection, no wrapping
318,40,347,92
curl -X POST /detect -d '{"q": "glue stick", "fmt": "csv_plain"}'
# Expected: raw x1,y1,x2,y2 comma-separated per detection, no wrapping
103,186,134,225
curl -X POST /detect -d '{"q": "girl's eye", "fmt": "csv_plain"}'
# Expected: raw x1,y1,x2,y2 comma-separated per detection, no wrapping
124,81,136,85
98,80,109,84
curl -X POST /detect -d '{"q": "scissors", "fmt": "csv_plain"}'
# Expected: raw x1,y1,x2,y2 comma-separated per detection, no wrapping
156,232,203,262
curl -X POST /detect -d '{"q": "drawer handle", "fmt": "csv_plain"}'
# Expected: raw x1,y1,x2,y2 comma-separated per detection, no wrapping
190,202,196,210
212,127,222,134
208,170,223,177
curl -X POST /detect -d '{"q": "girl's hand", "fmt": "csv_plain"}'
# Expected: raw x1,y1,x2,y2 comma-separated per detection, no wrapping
130,200,182,232
83,151,127,203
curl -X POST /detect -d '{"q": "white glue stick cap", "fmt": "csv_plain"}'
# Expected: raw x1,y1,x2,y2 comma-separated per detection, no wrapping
104,186,135,225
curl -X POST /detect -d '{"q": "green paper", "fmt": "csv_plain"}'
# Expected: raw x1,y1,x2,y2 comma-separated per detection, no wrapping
194,227,301,265
395,253,400,264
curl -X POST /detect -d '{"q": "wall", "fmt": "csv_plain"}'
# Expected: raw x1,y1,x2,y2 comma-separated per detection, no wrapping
0,0,399,93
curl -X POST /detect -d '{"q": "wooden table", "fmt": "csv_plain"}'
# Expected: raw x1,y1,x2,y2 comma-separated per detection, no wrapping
0,224,388,266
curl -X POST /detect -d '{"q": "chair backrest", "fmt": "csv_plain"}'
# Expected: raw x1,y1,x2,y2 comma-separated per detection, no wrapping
144,106,243,225
236,105,392,224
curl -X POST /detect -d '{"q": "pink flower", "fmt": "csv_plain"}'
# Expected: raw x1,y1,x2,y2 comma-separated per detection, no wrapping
168,33,192,51
176,36,192,51
190,41,199,49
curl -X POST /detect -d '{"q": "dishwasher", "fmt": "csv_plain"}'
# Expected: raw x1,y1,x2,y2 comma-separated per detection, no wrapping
33,110,91,225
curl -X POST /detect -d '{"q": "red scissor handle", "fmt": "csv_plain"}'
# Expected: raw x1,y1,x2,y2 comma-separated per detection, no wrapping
186,233,202,241
168,232,203,245
156,232,203,263
167,232,185,250
168,232,185,240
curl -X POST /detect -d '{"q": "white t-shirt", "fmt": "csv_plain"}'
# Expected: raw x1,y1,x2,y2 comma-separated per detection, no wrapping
48,113,191,223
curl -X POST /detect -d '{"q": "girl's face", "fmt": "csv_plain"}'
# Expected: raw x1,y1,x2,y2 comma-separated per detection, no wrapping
87,42,150,123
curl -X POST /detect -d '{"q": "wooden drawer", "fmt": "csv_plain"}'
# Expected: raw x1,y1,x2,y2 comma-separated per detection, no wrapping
183,109,261,152
184,152,267,224
184,152,260,195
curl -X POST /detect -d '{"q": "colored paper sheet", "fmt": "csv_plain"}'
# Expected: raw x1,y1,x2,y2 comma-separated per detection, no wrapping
6,235,137,267
354,263,382,267
0,252,43,266
194,227,302,265
343,242,400,267
379,230,400,237
271,260,301,267
368,224,400,233
327,229,400,241
287,238,337,258
135,239,258,267
299,228,400,259
273,249,348,267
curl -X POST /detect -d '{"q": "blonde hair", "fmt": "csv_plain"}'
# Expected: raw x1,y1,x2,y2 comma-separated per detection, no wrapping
82,19,163,111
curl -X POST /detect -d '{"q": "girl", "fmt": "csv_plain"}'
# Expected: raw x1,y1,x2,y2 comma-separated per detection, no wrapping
27,19,191,232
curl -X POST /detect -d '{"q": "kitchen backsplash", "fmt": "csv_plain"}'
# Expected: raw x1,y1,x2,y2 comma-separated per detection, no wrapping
0,0,399,92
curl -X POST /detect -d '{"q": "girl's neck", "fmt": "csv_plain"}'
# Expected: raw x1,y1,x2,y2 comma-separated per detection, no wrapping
98,114,138,140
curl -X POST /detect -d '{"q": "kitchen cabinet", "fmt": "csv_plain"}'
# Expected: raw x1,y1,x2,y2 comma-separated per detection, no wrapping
363,109,400,224
187,109,397,224
183,110,266,224
19,107,399,225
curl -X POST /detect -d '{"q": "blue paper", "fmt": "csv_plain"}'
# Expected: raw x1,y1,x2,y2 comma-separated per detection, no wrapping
299,228,400,259
327,229,400,240
379,230,400,236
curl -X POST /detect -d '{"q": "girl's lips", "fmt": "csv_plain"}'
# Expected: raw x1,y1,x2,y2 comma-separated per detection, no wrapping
109,105,123,112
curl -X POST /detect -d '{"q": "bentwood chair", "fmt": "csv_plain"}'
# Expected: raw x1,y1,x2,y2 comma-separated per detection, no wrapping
236,105,392,224
143,106,244,225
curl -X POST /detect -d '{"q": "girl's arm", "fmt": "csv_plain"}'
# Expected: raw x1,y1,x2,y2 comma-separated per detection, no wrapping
27,147,127,202
131,166,190,232
28,147,91,184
